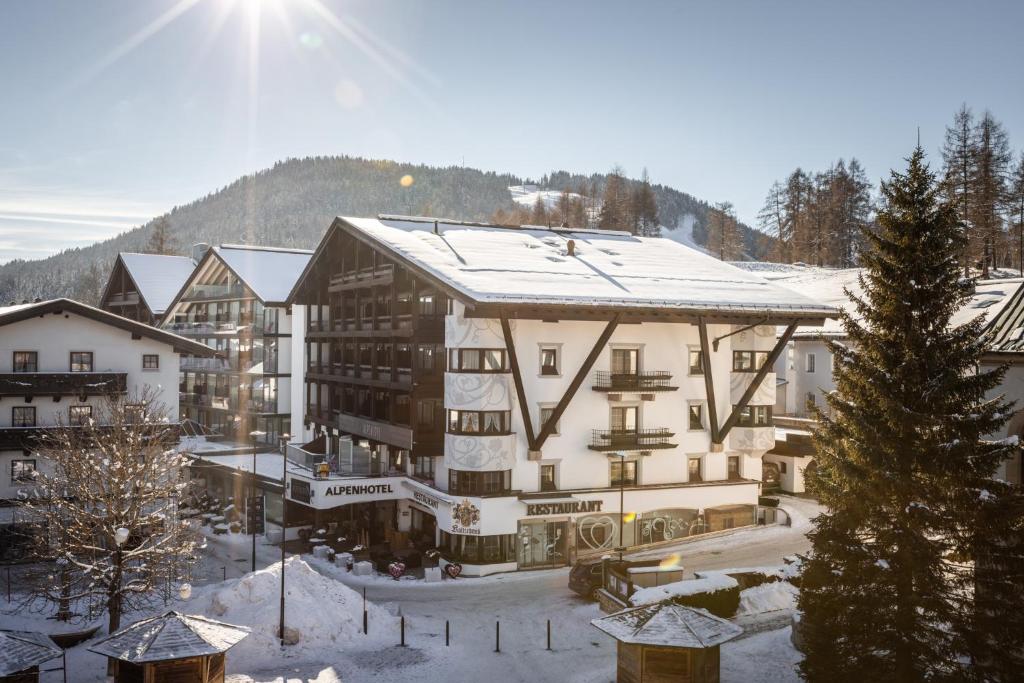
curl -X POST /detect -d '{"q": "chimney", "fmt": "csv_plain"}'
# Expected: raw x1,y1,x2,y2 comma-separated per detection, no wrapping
566,239,576,257
191,242,210,263
433,220,439,235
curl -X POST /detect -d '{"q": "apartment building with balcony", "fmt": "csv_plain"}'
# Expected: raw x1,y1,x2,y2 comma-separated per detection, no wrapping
283,216,836,575
99,252,198,325
160,244,312,444
0,298,215,503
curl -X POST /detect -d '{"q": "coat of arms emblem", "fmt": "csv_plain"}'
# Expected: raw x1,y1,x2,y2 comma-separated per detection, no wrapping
452,498,480,528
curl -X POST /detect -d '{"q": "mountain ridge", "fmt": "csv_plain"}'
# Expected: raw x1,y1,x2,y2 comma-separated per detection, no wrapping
0,155,771,305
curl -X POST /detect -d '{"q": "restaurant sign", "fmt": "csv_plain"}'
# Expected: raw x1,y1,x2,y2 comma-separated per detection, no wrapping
525,500,602,516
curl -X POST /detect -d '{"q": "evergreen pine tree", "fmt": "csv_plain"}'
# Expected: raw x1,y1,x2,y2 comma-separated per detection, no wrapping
1007,155,1024,274
599,167,629,231
798,147,1024,682
146,215,176,254
530,195,548,225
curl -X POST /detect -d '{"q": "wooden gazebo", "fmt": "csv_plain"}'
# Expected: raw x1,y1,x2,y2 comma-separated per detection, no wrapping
592,603,743,683
0,630,63,683
88,611,250,683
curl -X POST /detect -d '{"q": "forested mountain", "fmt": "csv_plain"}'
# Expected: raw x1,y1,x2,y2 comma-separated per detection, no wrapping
0,155,770,305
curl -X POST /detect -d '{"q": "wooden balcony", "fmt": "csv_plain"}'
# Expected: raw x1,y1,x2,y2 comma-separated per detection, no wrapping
592,371,678,393
588,428,677,452
0,372,127,398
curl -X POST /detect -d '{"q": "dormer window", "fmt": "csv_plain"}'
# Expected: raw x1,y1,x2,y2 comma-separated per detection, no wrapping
13,351,37,373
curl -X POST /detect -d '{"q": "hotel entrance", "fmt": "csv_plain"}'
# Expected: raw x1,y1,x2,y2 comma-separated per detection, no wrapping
517,520,569,569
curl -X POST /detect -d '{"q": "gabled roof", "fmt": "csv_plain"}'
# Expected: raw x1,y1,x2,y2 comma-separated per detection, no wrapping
734,262,1021,339
289,216,838,320
0,630,63,676
212,244,313,305
115,253,197,315
591,604,743,648
983,280,1024,353
88,611,250,663
0,299,217,356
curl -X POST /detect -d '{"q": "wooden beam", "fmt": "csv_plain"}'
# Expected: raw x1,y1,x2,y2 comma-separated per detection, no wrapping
501,316,537,449
697,317,720,444
535,315,620,451
718,322,798,443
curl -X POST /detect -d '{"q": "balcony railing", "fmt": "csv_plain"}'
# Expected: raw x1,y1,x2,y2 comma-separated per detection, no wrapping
588,428,677,452
0,372,127,398
181,283,247,302
592,371,678,392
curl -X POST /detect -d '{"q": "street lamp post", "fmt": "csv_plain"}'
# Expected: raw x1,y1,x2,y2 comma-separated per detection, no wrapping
279,432,289,648
248,431,266,573
614,452,626,562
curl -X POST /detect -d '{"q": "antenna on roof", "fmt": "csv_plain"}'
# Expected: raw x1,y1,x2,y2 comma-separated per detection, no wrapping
433,220,439,235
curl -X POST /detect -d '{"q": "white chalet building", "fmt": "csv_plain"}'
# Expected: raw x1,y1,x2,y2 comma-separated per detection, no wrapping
0,299,215,508
282,216,836,575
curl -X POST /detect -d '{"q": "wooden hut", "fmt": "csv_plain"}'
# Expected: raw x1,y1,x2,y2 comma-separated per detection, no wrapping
0,630,63,683
88,611,250,683
591,603,743,683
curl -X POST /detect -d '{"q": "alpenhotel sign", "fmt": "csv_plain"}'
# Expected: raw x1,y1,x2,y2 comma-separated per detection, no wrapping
525,500,602,516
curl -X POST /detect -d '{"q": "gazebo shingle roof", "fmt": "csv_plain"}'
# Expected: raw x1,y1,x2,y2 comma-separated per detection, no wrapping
87,611,250,664
591,604,743,648
0,630,63,676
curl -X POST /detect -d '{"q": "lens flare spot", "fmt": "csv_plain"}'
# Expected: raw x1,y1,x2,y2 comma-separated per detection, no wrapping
623,512,637,523
659,553,682,570
399,174,414,188
298,31,323,49
333,79,364,110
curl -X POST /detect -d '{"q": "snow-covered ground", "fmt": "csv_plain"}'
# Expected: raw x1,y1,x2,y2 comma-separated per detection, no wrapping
509,184,583,211
0,496,817,682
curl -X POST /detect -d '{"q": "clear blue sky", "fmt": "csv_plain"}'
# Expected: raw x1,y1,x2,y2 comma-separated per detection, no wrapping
1,0,1022,263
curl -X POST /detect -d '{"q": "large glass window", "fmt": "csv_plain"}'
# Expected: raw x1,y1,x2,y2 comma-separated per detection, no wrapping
517,520,568,569
12,351,37,372
736,404,772,427
611,348,639,375
448,469,511,495
448,348,508,373
732,350,768,373
610,406,638,433
610,460,637,486
12,406,35,427
440,531,515,565
447,410,510,435
413,455,435,480
70,351,93,372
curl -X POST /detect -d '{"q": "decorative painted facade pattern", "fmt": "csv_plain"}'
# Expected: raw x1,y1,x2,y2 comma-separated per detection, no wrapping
443,373,512,411
444,433,516,471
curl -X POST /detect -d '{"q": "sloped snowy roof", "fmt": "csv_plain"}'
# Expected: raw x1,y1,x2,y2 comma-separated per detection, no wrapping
0,630,63,676
591,604,743,648
213,245,313,304
301,217,836,317
118,253,197,315
88,611,250,663
732,263,1021,339
983,280,1024,353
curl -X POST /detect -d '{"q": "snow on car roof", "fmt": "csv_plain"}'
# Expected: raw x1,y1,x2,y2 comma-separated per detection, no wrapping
119,253,197,314
214,244,313,304
332,216,836,316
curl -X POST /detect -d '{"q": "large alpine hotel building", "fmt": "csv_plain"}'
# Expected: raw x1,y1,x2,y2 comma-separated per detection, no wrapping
282,216,836,574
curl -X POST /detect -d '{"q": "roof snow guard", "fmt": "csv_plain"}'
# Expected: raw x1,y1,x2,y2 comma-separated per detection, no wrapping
0,630,63,676
591,604,743,649
289,216,838,322
88,611,250,664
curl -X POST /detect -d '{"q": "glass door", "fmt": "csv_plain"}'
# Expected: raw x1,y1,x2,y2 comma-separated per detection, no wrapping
517,520,568,569
611,348,638,375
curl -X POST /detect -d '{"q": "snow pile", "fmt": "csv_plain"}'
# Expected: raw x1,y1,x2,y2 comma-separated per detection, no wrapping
695,563,802,582
736,581,799,616
197,556,394,670
630,574,738,607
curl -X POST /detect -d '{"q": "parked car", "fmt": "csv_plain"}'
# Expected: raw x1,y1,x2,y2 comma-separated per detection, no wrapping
569,560,605,598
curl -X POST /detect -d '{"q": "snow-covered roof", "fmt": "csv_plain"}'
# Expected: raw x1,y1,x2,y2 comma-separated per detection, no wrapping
982,280,1024,353
88,611,250,663
0,630,63,676
0,298,217,356
733,262,1021,339
119,253,197,315
299,217,836,318
591,604,743,648
213,245,313,304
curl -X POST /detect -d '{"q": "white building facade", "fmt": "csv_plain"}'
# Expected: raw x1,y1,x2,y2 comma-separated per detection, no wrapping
284,216,835,575
0,299,214,504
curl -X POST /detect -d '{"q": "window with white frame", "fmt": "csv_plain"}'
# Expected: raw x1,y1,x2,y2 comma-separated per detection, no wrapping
687,348,704,376
539,405,560,435
806,353,816,373
539,345,560,376
687,402,705,431
12,406,35,427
